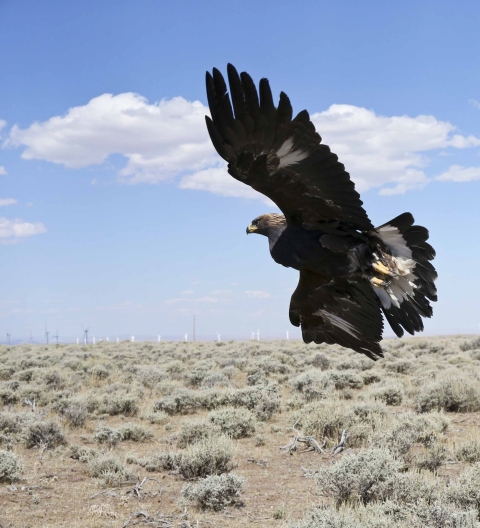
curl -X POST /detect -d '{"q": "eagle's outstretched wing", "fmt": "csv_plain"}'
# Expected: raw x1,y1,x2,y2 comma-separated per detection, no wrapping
206,64,374,232
289,270,384,360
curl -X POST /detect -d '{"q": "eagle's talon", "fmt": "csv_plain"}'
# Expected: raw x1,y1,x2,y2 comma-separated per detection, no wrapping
373,261,391,276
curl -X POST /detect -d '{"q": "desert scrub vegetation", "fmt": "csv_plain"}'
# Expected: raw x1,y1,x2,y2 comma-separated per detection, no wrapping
2,336,480,527
0,449,23,482
207,407,257,438
181,473,245,511
87,453,137,486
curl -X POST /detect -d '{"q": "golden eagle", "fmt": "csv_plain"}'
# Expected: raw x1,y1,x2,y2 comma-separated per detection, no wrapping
205,64,437,359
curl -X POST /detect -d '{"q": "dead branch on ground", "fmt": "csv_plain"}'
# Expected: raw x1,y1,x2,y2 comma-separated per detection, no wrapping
332,428,349,455
280,421,326,455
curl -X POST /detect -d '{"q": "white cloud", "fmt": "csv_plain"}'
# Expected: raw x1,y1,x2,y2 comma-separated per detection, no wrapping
181,290,194,295
8,92,480,199
245,290,271,299
311,104,480,194
0,198,17,206
436,165,480,182
0,217,46,242
469,99,480,109
0,166,7,176
8,93,217,184
179,164,270,203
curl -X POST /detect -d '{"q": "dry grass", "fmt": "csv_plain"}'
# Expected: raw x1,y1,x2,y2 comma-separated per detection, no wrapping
0,335,480,526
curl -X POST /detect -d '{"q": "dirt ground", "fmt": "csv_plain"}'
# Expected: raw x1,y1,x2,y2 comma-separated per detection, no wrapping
1,335,480,527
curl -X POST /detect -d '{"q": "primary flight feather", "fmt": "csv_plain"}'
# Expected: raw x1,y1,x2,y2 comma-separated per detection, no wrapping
205,64,437,359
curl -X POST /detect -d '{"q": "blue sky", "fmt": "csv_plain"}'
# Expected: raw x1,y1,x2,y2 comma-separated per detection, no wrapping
1,0,480,342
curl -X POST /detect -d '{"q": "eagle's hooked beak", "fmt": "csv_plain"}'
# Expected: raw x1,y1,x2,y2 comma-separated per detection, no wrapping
246,224,258,234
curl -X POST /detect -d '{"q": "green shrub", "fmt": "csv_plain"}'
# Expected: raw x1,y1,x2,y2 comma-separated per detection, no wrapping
92,395,139,416
208,408,256,439
373,411,448,458
25,420,67,448
137,367,166,389
175,435,236,480
314,448,402,505
87,453,136,486
325,370,364,390
143,410,169,424
290,371,334,401
0,449,23,483
254,434,265,447
446,463,480,514
177,420,221,448
414,442,447,473
62,404,88,428
181,473,244,511
456,441,480,463
70,445,99,462
226,386,279,421
154,388,201,415
310,354,330,370
0,387,20,405
89,365,110,379
417,377,480,413
373,386,403,406
93,426,123,447
460,337,480,352
118,423,153,442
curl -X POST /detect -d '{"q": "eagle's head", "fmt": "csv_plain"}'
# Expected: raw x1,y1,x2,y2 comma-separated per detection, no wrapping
246,213,287,236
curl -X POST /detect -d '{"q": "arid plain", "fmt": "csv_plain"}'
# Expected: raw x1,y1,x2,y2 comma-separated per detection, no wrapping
2,335,480,527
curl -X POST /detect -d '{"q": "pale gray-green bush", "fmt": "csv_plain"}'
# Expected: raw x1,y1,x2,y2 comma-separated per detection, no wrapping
0,449,23,483
207,408,256,439
93,425,123,447
373,411,449,458
89,365,110,379
177,419,221,448
290,371,334,401
87,453,136,486
456,441,480,463
417,377,480,413
62,404,88,428
314,448,402,505
25,420,67,448
446,463,480,514
175,435,235,480
118,423,153,442
181,473,244,511
373,385,404,406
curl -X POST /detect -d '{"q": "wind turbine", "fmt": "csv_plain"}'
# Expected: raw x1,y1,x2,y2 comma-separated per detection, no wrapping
52,329,59,345
217,333,221,342
251,331,255,340
6,331,11,345
81,325,89,345
45,324,49,345
286,331,289,340
256,329,260,341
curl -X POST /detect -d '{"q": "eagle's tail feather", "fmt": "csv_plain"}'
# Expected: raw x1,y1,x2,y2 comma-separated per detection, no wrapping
369,212,437,338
